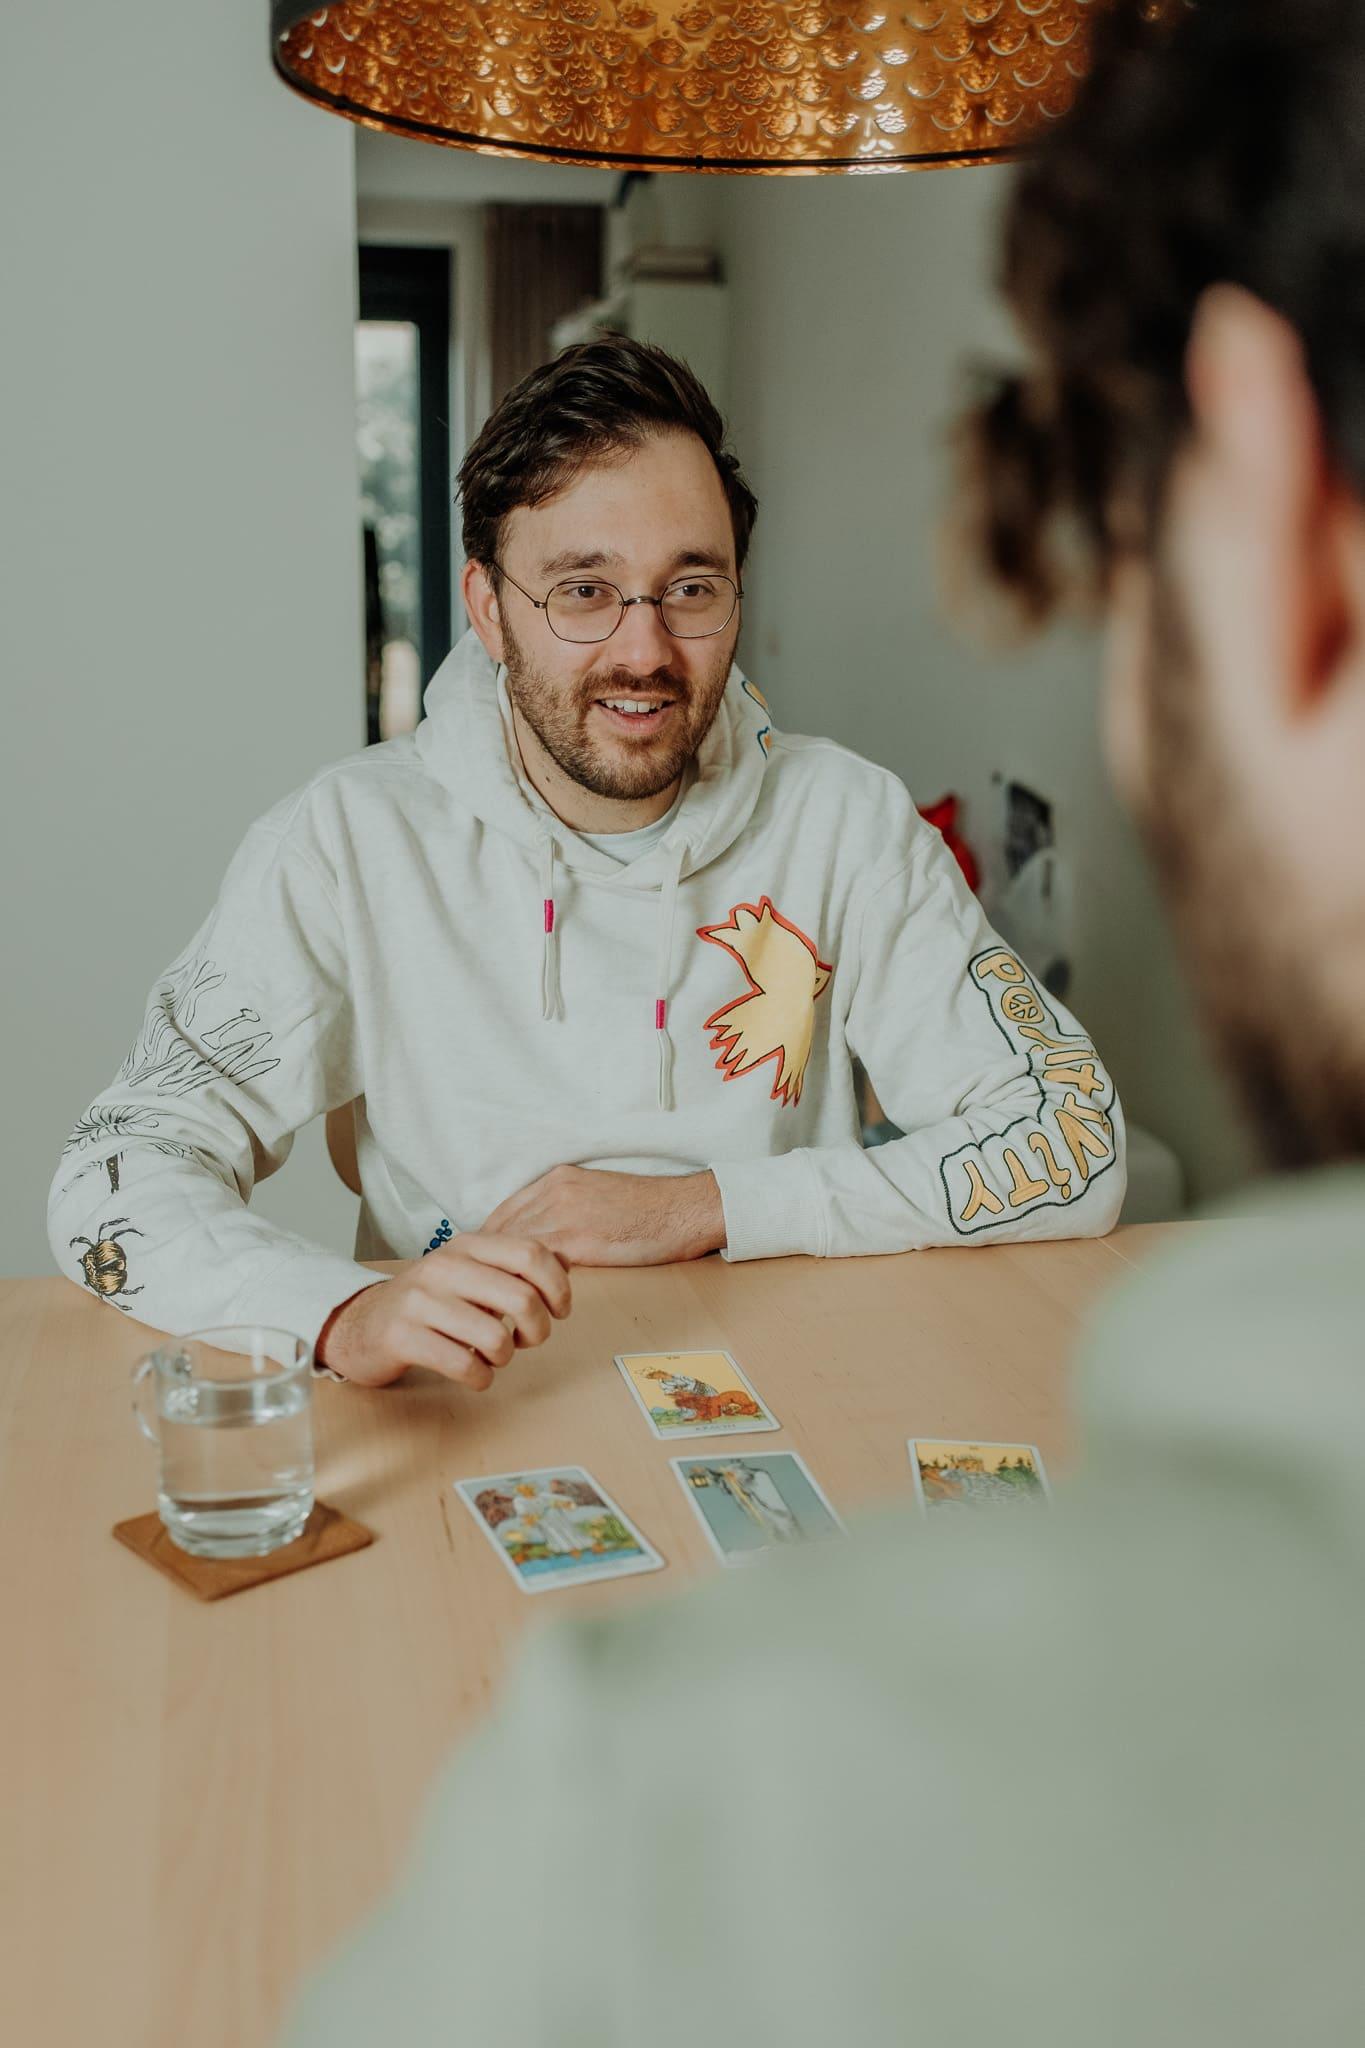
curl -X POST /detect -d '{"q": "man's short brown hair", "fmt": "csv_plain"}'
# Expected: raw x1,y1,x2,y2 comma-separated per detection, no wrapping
457,335,758,576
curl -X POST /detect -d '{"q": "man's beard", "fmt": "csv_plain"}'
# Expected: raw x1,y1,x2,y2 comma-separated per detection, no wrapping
1138,559,1365,1171
501,613,733,804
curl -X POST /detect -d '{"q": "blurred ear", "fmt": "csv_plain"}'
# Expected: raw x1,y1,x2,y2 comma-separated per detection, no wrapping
1183,284,1357,730
1101,554,1154,811
461,558,506,666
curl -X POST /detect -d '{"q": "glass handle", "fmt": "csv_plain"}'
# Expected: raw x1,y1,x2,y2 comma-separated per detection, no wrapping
131,1356,160,1445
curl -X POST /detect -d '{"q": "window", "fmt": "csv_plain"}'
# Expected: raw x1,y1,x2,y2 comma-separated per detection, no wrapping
356,246,453,742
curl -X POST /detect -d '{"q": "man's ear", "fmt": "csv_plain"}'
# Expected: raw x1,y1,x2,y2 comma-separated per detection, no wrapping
1315,466,1365,705
461,558,506,666
1184,283,1349,725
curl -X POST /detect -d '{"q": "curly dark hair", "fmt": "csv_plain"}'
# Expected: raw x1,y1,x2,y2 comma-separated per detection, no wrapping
458,334,758,575
958,0,1365,624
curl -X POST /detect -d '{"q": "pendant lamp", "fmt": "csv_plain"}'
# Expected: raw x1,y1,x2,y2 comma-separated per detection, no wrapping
272,1,1134,176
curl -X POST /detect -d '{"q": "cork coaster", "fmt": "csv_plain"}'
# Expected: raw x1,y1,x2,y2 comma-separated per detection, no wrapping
112,1501,374,1601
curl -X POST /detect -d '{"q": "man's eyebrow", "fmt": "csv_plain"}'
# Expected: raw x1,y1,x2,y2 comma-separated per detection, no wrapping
667,547,733,575
537,548,623,578
534,545,735,580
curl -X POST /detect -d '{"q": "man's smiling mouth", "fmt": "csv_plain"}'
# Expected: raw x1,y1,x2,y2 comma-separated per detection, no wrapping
593,696,677,729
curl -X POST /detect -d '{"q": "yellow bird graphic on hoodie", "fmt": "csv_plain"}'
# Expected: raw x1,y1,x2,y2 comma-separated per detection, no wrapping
698,898,833,1108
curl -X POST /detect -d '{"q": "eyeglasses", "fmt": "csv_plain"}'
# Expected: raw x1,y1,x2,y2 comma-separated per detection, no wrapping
495,563,742,645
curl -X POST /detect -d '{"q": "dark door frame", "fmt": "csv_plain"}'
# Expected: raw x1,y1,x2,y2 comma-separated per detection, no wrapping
357,244,453,701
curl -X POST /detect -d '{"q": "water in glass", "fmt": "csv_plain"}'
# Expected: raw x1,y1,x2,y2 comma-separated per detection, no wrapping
156,1356,314,1557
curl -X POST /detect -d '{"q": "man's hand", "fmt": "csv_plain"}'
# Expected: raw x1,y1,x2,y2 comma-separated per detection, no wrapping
315,1233,572,1390
481,1165,727,1267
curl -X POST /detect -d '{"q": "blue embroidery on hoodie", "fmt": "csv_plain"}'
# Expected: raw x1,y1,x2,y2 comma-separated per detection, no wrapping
423,1218,454,1255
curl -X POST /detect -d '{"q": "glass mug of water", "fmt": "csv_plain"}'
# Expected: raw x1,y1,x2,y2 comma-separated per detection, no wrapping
132,1326,315,1558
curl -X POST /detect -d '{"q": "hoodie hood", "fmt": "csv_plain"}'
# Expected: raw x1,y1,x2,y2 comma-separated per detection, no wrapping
414,629,776,1106
415,628,773,888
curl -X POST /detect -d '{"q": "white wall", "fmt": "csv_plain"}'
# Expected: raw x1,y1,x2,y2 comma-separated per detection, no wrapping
705,168,1253,1204
356,129,616,208
3,1,364,1275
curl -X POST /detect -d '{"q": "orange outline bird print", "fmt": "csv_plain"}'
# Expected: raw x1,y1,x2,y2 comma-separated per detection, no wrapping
697,897,833,1107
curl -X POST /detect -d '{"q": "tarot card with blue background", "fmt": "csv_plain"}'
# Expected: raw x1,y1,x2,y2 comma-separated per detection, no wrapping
673,1450,845,1566
454,1465,664,1594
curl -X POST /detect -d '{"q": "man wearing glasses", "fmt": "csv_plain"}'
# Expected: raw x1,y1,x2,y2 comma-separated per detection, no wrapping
49,336,1124,1385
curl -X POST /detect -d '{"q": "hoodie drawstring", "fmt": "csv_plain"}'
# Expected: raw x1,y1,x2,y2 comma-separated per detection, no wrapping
537,832,688,1114
539,835,562,1021
654,840,687,1112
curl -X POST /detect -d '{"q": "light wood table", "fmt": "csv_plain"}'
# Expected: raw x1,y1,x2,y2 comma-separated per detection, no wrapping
0,1228,1176,2048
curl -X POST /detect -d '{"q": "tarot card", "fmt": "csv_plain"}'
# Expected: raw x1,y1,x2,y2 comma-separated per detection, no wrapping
614,1348,780,1440
672,1450,846,1567
453,1464,664,1594
908,1439,1052,1515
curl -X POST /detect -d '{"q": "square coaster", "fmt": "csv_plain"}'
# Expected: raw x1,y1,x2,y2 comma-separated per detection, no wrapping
112,1500,374,1601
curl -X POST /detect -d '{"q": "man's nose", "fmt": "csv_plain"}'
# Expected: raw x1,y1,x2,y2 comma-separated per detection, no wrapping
612,595,675,670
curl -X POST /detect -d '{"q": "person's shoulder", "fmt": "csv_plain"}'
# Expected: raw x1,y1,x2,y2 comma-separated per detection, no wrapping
765,728,907,799
1088,1167,1365,1350
373,1501,1118,2047
529,1498,1071,1747
1078,1167,1365,1457
244,733,444,861
763,731,925,851
298,730,436,817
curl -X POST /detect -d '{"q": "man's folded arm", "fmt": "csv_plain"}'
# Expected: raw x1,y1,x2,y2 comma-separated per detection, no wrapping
47,808,387,1345
712,815,1126,1262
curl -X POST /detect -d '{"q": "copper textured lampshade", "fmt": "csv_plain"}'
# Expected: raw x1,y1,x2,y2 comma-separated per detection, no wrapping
271,1,1121,176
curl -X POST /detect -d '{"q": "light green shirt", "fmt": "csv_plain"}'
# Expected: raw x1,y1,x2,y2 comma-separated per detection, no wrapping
575,777,689,866
283,1169,1365,2046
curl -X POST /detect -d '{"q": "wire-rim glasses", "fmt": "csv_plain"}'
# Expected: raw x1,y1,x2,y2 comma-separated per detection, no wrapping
496,563,743,644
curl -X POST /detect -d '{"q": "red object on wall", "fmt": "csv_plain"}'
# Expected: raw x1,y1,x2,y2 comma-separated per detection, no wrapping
918,794,981,895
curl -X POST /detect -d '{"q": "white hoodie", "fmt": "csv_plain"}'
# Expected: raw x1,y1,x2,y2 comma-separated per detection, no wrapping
48,633,1126,1343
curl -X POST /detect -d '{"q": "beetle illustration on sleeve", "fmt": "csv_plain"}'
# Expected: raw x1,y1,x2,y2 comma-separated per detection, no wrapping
70,1217,146,1311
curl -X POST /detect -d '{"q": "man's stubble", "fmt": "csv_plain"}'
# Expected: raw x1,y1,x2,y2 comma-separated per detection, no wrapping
1138,556,1365,1170
500,610,734,804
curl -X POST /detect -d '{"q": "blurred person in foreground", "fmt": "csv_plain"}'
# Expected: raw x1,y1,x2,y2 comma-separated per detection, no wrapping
283,3,1365,2040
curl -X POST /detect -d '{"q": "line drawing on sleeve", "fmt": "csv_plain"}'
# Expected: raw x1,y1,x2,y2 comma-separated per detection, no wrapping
117,952,281,1096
